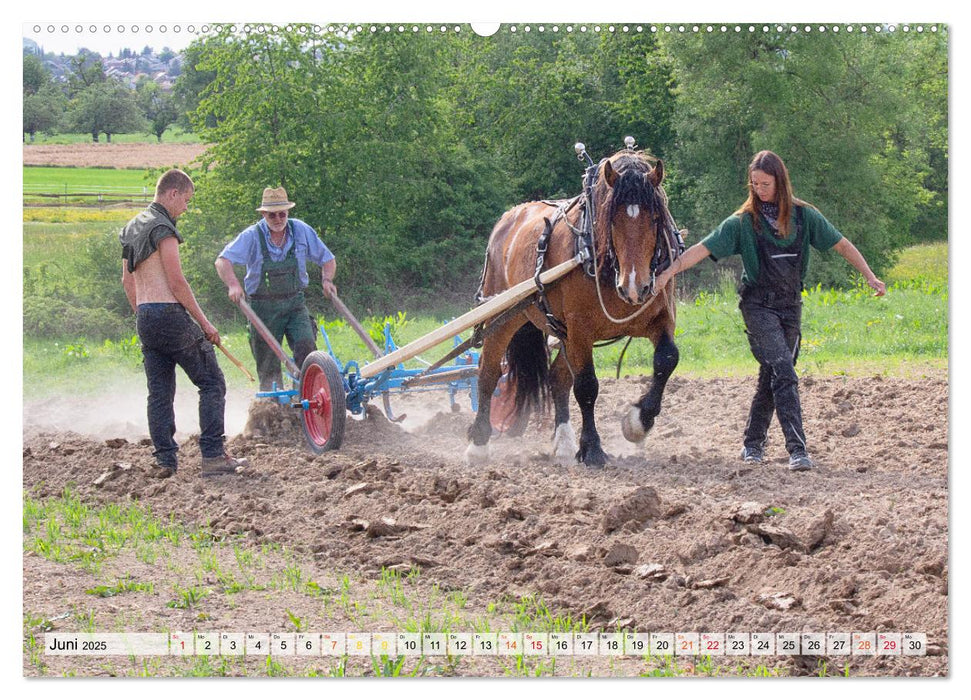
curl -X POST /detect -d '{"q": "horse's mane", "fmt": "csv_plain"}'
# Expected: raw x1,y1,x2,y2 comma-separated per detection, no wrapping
590,151,666,275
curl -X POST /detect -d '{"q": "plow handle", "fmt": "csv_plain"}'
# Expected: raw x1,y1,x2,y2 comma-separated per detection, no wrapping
329,293,384,359
235,298,303,379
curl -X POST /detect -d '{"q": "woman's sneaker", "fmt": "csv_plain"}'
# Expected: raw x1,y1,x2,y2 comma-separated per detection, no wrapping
788,449,815,471
740,446,764,464
201,454,249,478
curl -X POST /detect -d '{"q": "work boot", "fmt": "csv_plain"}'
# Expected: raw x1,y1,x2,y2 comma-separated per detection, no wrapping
148,465,176,479
740,446,764,464
201,453,249,478
788,449,815,472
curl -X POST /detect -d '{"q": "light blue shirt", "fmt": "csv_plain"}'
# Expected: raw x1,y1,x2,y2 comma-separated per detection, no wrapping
219,218,335,295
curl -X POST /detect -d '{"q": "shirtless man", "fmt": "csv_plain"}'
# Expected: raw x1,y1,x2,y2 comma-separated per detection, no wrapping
121,169,248,478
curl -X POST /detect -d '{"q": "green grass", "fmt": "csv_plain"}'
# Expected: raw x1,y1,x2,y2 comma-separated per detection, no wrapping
884,241,948,286
24,166,157,189
24,127,202,145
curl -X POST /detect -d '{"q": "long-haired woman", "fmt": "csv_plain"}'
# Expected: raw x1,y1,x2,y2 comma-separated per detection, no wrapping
656,151,886,471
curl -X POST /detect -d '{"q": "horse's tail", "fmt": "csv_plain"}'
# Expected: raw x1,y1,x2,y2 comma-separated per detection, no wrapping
506,322,550,415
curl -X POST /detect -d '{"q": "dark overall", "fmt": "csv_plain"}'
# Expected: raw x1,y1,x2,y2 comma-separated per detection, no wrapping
137,303,227,468
248,227,317,391
739,207,808,456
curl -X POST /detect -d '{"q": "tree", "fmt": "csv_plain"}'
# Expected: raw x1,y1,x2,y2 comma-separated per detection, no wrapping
660,28,947,288
136,78,178,142
68,81,147,142
24,83,66,141
66,49,106,96
23,54,48,96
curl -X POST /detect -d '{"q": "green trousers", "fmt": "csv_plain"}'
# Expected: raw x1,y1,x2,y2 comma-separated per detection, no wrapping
248,293,317,391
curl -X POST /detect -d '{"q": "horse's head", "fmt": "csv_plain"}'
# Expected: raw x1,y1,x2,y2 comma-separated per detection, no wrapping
594,151,666,305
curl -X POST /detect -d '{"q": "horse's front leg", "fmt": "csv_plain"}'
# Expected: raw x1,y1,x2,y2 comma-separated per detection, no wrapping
549,348,578,466
465,320,523,465
573,354,608,467
622,330,679,443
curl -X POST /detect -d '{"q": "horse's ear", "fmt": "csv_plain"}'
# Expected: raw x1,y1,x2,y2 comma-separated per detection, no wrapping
604,160,618,188
646,159,664,188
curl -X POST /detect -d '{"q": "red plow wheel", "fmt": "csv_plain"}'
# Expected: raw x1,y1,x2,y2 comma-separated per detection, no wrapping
300,351,346,453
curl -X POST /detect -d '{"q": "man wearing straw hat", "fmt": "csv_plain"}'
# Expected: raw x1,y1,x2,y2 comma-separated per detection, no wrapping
216,186,337,392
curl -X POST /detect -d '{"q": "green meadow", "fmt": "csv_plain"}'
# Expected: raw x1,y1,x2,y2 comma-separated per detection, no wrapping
23,127,201,146
24,166,155,190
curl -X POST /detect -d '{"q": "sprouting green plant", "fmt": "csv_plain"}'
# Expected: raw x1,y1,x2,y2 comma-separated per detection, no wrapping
233,543,255,570
502,653,557,677
286,609,306,633
510,595,587,633
371,654,408,677
74,608,97,632
265,655,288,677
85,577,154,597
765,506,786,517
283,563,303,591
304,580,329,598
327,656,348,677
166,585,209,609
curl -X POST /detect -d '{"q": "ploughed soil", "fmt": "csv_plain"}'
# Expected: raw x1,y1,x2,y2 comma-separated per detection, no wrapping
22,372,949,676
23,142,208,169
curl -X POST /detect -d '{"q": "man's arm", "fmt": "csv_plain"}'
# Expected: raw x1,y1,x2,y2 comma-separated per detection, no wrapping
320,258,337,299
215,256,245,303
158,237,221,344
121,261,137,313
831,238,887,296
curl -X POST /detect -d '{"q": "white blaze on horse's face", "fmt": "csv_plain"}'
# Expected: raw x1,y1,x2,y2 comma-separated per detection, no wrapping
605,159,665,306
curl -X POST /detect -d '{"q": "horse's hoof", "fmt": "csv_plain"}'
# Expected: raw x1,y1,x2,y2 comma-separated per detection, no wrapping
576,444,609,468
464,442,491,466
621,406,648,443
552,424,579,466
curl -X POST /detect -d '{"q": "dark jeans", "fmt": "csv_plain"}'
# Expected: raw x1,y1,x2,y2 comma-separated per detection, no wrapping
739,299,807,455
248,293,317,391
136,304,227,467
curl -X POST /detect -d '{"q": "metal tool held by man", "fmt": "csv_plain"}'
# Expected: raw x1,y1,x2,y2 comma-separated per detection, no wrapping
235,298,303,379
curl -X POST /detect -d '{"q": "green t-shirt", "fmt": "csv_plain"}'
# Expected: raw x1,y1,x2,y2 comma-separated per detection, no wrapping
700,204,843,287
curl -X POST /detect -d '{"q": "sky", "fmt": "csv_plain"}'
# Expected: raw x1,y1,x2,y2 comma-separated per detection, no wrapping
23,22,201,57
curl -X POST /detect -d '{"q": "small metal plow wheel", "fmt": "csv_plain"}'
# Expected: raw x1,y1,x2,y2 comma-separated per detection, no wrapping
300,351,346,453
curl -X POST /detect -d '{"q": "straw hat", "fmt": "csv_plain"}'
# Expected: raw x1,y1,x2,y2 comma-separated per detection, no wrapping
256,187,296,212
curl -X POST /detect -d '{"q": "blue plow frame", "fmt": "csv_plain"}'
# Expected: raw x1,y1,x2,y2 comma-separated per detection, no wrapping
256,321,480,420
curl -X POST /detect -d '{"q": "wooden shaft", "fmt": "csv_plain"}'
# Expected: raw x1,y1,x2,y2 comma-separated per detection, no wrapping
359,256,581,379
329,293,383,359
216,342,256,382
236,298,302,378
400,365,478,388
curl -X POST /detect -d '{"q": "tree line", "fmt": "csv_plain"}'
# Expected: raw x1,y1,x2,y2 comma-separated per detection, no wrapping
24,24,948,330
23,48,181,143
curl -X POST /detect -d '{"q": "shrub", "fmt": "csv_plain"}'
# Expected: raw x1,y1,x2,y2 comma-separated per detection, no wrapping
23,296,132,340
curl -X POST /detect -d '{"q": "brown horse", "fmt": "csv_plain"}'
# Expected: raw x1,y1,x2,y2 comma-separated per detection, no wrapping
466,147,681,467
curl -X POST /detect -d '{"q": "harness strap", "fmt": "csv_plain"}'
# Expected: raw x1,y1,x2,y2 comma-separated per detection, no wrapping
533,217,569,340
